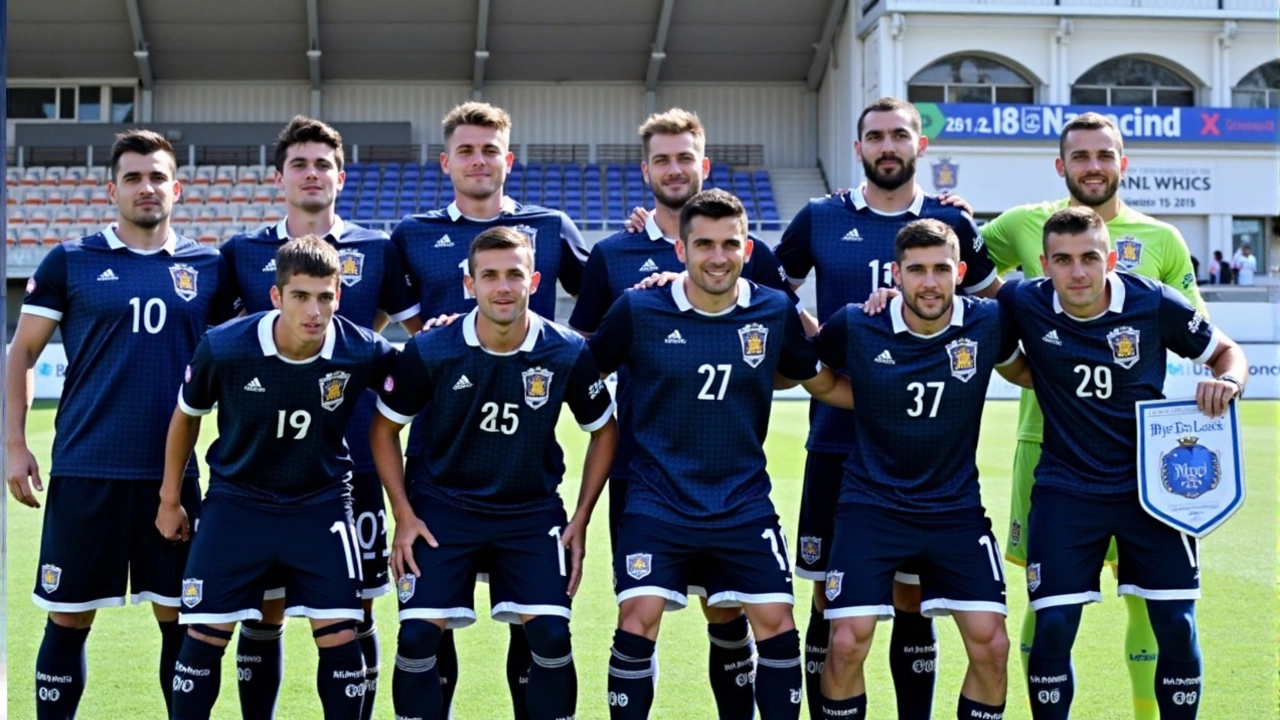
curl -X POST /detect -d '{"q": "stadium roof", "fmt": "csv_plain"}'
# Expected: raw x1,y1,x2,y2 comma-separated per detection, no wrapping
9,0,847,88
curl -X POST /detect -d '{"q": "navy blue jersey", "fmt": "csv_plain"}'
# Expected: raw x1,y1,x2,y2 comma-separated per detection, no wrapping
392,197,588,321
775,187,998,454
588,277,818,528
567,213,799,483
219,217,419,475
180,312,398,505
377,310,614,515
997,273,1219,495
21,226,235,480
816,296,1019,513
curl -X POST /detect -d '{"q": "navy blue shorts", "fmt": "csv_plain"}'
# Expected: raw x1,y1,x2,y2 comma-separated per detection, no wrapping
396,502,572,628
179,494,364,624
350,471,390,598
1026,485,1200,611
614,513,795,611
34,476,202,612
824,504,1007,621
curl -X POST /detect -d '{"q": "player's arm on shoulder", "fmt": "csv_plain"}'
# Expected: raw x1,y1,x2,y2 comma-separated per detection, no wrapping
1159,227,1208,314
586,293,634,375
800,307,854,407
976,208,1018,274
775,202,815,290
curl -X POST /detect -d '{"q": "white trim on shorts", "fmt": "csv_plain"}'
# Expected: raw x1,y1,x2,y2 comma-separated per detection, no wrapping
795,568,826,582
398,607,477,629
33,594,127,613
181,609,264,624
285,605,365,621
824,604,895,621
616,586,688,611
921,599,1008,618
131,591,180,607
491,602,573,625
361,582,391,600
1028,591,1103,612
894,572,921,585
263,587,287,601
1116,585,1201,601
707,591,794,608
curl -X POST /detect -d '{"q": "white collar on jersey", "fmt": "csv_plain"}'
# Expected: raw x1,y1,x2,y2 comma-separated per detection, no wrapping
1052,273,1126,319
257,309,336,361
644,212,677,244
889,293,966,337
103,223,178,255
446,196,518,222
275,215,346,242
671,272,752,315
461,307,543,355
849,184,926,216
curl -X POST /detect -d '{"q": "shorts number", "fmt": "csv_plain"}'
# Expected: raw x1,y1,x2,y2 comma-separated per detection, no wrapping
355,510,388,556
697,364,732,401
868,259,893,289
1073,365,1112,399
907,381,945,417
329,521,363,580
276,410,312,439
977,535,1003,582
129,297,167,334
480,402,519,434
760,527,789,571
548,525,566,577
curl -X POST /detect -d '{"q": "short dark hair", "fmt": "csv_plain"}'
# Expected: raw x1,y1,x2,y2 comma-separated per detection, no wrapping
110,129,177,182
857,97,922,138
1042,206,1109,252
1059,112,1124,158
443,102,512,148
274,115,345,173
638,108,706,159
275,235,340,288
678,189,748,240
468,226,534,276
895,219,960,263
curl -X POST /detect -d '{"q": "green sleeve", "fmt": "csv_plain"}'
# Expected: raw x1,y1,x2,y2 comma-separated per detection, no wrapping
981,211,1020,275
1159,229,1209,315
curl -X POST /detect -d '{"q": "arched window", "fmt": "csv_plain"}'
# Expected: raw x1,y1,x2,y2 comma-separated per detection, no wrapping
907,55,1035,104
1232,61,1280,108
1071,57,1195,107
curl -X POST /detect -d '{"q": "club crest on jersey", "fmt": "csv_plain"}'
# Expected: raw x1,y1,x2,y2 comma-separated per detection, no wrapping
824,571,843,601
512,224,539,250
1107,326,1141,369
337,249,365,287
319,371,351,411
799,536,822,565
931,156,959,191
521,367,553,409
738,323,769,368
397,575,416,603
169,264,199,301
1026,563,1042,593
1161,436,1221,500
40,564,62,593
945,338,978,383
625,553,652,580
1115,236,1143,269
181,578,203,608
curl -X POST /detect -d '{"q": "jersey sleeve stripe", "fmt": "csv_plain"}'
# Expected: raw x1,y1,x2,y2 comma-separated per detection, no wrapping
376,397,416,425
20,304,63,322
996,346,1022,367
962,269,999,294
1191,327,1221,366
785,274,808,287
578,400,616,432
177,388,213,416
385,304,421,324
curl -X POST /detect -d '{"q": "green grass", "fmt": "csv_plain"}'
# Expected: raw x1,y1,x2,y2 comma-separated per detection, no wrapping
6,400,1278,719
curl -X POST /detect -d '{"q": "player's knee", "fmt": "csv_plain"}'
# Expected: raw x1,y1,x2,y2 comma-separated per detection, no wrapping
398,620,444,660
1145,599,1198,662
523,616,572,664
827,619,873,667
701,602,742,625
1032,605,1082,658
49,611,95,630
967,620,1010,670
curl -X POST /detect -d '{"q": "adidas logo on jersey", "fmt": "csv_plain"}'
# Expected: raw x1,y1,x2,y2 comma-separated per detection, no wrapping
1042,330,1062,346
639,258,659,273
841,228,863,242
874,349,895,365
261,259,276,273
435,235,454,248
96,268,119,281
665,330,686,344
452,375,474,390
244,377,266,392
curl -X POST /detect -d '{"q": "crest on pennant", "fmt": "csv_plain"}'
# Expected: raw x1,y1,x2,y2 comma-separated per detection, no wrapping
40,564,62,593
319,371,351,411
522,367,553,409
1107,326,1141,369
1115,236,1143,270
945,337,978,383
1161,436,1221,500
738,323,769,368
824,570,843,601
799,536,823,565
397,575,416,603
931,156,959,191
513,224,539,251
625,553,652,580
181,578,203,608
337,249,365,287
1026,563,1042,593
169,264,199,301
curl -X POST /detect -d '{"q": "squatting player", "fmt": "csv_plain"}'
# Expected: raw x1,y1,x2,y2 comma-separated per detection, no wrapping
775,96,999,718
996,207,1245,720
590,189,852,720
6,129,233,718
218,115,420,719
370,227,617,720
157,237,398,720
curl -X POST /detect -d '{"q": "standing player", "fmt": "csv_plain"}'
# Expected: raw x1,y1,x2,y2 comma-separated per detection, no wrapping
815,219,1027,720
981,112,1208,720
996,207,1245,720
219,115,419,719
391,102,590,715
157,237,398,720
5,129,232,719
569,107,799,718
775,96,999,719
590,189,852,720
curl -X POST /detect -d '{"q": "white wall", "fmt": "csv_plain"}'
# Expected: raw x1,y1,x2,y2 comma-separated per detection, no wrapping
153,82,311,122
818,8,858,189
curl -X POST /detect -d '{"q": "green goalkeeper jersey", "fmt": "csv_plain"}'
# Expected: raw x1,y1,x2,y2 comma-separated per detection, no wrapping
981,198,1208,443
